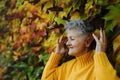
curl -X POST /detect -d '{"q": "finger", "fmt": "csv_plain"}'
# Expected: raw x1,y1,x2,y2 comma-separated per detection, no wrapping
56,38,59,44
103,30,107,48
59,35,64,43
92,33,99,43
63,36,68,44
100,29,103,42
103,30,107,43
58,35,67,46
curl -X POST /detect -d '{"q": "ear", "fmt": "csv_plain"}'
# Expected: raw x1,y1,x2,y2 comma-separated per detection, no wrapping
85,35,94,48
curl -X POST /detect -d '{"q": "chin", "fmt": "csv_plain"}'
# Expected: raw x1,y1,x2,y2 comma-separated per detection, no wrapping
68,52,75,56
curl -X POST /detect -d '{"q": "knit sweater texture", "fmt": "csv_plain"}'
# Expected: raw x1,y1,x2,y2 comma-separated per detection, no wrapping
41,51,120,80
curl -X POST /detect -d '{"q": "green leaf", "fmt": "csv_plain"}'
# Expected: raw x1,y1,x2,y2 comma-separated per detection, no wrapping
0,1,6,8
0,54,6,66
27,66,34,73
72,0,81,11
27,67,42,80
105,20,116,34
19,73,27,80
54,17,67,25
16,0,24,7
103,4,120,21
41,52,49,64
34,67,44,78
96,0,108,5
19,62,27,68
13,75,19,80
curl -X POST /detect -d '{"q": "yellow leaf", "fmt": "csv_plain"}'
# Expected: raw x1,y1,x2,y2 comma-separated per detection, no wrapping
26,11,33,18
2,51,11,57
42,32,58,50
58,5,72,18
58,11,67,18
94,0,98,4
17,5,24,12
38,54,42,59
56,0,71,6
94,29,100,37
60,0,71,3
34,18,47,30
13,55,18,61
43,1,53,12
0,67,7,78
40,0,49,4
6,36,12,42
113,34,120,53
85,0,93,15
13,34,18,41
47,11,56,22
13,51,21,56
40,11,55,23
40,12,47,19
23,1,34,12
70,11,80,20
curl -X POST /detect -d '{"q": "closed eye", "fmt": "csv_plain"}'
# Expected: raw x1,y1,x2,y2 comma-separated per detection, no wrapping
70,37,75,40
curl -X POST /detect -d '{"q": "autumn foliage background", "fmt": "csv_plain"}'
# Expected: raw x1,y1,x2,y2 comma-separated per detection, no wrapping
0,0,120,79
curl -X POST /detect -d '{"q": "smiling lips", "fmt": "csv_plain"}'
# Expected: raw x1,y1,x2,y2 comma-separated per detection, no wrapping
67,46,73,49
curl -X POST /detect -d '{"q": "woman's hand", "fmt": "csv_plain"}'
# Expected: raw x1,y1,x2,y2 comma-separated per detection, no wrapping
55,35,68,54
92,29,107,53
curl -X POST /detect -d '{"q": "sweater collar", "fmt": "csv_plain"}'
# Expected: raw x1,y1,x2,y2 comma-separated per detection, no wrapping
76,50,94,67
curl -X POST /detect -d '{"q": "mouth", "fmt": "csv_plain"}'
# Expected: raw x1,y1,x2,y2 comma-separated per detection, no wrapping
68,46,73,49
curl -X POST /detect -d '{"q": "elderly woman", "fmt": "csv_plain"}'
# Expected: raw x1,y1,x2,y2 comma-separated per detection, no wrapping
41,20,119,80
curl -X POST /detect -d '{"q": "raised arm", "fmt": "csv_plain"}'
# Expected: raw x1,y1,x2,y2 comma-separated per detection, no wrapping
41,36,67,80
93,29,119,80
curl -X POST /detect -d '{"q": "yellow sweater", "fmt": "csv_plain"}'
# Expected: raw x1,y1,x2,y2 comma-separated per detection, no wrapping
41,51,120,80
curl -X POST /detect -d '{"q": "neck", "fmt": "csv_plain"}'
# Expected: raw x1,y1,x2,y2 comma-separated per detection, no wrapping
76,50,94,67
75,48,89,57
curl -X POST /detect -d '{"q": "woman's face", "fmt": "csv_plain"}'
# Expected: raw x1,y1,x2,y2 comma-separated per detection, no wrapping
66,29,89,57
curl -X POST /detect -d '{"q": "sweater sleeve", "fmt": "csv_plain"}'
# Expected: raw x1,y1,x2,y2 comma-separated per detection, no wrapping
41,52,63,80
94,52,120,80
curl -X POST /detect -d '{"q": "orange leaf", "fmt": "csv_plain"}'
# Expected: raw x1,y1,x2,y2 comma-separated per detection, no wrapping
31,46,41,53
0,67,7,78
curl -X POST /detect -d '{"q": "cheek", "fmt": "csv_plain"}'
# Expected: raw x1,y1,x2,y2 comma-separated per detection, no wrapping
74,40,86,50
73,40,83,46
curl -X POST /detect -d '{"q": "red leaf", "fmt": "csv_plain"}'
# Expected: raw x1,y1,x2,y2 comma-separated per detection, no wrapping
46,48,54,54
0,46,4,52
36,30,47,37
30,33,36,40
5,12,24,20
13,42,21,49
30,23,36,30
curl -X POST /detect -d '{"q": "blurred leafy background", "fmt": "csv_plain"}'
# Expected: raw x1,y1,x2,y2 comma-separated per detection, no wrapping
0,0,120,80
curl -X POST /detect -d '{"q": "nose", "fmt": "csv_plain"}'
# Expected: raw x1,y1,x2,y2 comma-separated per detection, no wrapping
66,40,70,46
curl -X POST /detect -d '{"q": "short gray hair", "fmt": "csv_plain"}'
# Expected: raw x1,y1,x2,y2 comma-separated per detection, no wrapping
64,19,95,35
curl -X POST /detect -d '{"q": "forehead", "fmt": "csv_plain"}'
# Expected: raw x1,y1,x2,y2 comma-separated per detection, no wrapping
66,29,82,37
66,29,89,39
